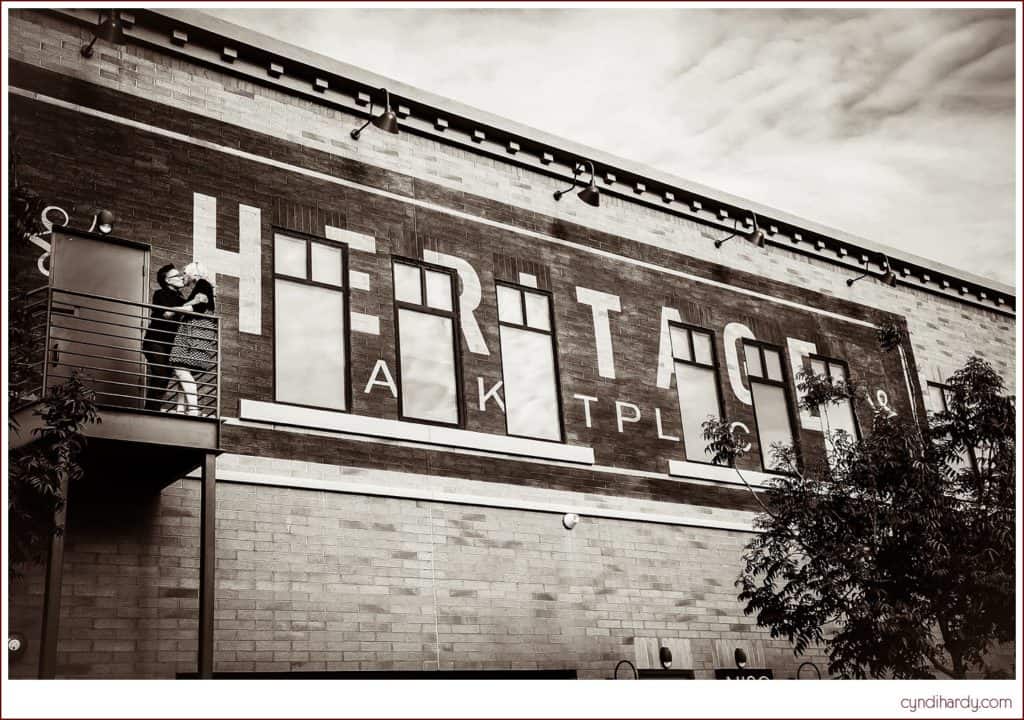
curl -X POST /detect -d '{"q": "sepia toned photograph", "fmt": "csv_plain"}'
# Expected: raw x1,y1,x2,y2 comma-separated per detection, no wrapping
2,3,1019,718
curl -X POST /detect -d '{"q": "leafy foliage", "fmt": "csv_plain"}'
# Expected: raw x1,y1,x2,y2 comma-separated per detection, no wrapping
875,320,904,354
9,373,100,577
715,356,1014,678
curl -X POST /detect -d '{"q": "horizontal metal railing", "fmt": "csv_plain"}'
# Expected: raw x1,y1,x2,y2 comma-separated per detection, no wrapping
11,287,221,420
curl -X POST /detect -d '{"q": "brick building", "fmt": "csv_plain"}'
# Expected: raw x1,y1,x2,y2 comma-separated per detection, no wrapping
6,8,1016,680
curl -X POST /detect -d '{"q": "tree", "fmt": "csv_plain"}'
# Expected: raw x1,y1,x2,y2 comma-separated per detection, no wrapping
8,185,100,579
704,335,1015,679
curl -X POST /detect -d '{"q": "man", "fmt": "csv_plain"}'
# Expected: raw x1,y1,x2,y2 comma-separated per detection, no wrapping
142,264,186,410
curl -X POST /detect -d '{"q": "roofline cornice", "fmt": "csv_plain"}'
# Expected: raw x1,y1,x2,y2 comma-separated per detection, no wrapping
36,8,1016,313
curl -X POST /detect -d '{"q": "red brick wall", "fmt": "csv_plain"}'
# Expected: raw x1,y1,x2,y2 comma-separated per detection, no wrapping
8,65,918,488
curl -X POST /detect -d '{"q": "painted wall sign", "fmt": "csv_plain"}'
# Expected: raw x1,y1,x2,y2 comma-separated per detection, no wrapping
11,107,917,477
714,668,774,680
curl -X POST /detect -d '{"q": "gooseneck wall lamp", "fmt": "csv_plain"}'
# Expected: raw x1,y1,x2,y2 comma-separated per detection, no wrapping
554,161,600,208
80,10,126,58
351,88,400,140
715,212,766,249
714,218,742,249
847,254,898,288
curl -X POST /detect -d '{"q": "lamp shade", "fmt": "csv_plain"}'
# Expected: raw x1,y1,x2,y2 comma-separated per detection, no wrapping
97,10,126,44
95,209,115,234
372,109,399,134
577,182,600,208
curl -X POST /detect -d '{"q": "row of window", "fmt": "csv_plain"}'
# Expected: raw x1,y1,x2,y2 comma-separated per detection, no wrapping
270,230,859,471
271,232,565,444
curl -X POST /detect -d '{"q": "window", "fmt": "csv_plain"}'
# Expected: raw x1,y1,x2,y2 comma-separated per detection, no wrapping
743,340,797,471
807,356,860,468
668,322,723,463
273,231,349,411
495,282,563,442
927,382,976,472
393,258,462,425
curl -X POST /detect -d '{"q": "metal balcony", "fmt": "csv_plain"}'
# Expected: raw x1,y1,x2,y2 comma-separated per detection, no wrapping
10,286,222,495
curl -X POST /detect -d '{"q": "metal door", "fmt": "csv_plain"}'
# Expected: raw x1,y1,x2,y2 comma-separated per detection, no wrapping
47,230,149,410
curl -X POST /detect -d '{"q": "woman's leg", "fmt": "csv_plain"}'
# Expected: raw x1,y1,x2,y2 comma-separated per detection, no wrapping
173,367,199,415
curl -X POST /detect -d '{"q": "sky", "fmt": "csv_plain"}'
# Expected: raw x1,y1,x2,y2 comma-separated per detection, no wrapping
208,6,1018,286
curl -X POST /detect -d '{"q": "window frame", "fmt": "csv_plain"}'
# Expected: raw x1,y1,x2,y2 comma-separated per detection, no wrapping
391,255,465,428
742,338,800,472
667,319,726,466
927,380,979,472
807,353,862,441
493,279,566,444
271,226,352,413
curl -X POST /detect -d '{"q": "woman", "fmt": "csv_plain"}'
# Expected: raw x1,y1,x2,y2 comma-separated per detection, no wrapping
142,264,186,411
168,262,217,416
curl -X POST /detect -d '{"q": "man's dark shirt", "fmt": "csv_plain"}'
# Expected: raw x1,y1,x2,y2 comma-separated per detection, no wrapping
143,288,184,348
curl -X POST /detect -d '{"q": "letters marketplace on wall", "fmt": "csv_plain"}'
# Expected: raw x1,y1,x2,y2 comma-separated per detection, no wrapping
10,66,921,502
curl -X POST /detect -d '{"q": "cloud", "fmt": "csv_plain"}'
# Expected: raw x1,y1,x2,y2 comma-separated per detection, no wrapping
207,8,1016,286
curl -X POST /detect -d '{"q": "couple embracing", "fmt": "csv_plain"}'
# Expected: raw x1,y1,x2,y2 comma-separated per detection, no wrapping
142,262,216,416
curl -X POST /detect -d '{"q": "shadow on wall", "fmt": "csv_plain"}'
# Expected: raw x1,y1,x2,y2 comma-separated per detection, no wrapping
7,487,180,679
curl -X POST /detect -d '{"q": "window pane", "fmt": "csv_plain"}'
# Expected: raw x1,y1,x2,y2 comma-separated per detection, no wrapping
676,362,721,463
830,363,847,383
928,384,947,413
524,292,551,331
692,331,713,366
310,243,343,287
393,263,422,305
397,308,458,424
744,344,763,378
822,397,858,468
752,383,794,471
497,285,523,325
274,234,306,279
274,280,346,410
670,326,691,361
500,326,561,441
821,398,858,438
764,349,783,381
424,269,453,311
810,358,826,377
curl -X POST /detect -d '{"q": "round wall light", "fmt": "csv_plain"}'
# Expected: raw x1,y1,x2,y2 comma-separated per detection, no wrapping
562,513,579,530
659,645,673,669
8,633,26,660
93,209,115,235
734,647,748,668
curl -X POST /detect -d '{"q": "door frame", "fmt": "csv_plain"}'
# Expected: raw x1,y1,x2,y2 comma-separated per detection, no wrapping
49,226,152,297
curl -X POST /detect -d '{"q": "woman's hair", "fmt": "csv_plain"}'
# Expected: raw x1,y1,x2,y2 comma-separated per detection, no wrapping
156,263,176,289
183,261,211,283
192,278,216,312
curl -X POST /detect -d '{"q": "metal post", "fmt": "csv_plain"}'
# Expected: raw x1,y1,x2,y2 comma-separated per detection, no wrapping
38,470,70,679
41,288,54,395
214,319,221,419
197,452,217,678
